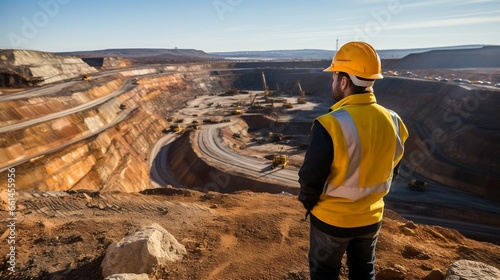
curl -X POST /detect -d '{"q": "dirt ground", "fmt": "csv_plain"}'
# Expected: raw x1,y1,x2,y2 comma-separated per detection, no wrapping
1,188,499,280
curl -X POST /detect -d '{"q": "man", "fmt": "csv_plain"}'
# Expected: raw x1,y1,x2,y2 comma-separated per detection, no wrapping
298,41,409,279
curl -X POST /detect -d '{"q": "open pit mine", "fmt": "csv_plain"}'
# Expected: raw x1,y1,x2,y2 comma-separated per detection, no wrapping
0,48,499,279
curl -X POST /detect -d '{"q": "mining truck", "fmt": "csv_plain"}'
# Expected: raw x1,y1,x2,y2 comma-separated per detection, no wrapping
268,132,284,142
282,101,294,108
82,75,92,81
231,109,242,115
408,179,428,191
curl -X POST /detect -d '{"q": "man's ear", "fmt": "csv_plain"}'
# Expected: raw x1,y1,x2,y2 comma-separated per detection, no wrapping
341,76,349,90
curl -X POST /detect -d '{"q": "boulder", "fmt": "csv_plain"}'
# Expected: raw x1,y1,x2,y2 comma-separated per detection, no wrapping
377,264,407,279
424,270,444,280
101,223,186,278
445,260,500,280
104,274,149,280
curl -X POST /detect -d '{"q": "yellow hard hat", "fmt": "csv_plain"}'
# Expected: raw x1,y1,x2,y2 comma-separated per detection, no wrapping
324,41,383,80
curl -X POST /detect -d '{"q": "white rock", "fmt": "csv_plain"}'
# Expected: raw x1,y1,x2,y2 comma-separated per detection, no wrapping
445,260,500,280
104,274,149,280
101,223,186,278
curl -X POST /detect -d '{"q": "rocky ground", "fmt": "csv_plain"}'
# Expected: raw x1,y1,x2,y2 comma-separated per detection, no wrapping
1,188,499,280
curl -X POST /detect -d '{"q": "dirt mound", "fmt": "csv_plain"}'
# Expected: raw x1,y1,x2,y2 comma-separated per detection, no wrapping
1,189,499,279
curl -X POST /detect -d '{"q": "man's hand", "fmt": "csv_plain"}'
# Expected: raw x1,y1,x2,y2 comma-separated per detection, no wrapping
298,192,319,210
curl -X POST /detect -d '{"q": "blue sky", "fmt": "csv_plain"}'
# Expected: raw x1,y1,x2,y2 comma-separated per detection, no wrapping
1,0,499,53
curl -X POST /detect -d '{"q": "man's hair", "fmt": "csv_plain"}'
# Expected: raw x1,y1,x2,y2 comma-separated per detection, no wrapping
338,72,374,94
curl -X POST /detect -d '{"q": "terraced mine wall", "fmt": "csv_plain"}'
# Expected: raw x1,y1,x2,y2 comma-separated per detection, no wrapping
243,71,500,202
81,57,132,68
374,78,500,201
0,77,123,126
0,65,242,193
167,131,299,194
0,49,97,87
222,67,498,202
230,67,332,95
1,58,498,201
241,114,313,139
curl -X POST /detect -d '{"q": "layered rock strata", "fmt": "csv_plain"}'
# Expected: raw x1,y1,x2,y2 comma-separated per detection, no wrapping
0,50,97,86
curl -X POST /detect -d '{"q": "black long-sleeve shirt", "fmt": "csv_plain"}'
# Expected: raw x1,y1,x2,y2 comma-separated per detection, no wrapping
298,120,333,210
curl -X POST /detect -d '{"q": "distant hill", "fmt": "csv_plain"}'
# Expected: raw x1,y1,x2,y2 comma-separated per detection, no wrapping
385,46,500,69
58,48,217,64
210,45,488,60
54,45,500,68
211,49,333,60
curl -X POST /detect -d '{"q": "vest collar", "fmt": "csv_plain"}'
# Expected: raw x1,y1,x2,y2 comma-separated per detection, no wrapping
330,92,377,111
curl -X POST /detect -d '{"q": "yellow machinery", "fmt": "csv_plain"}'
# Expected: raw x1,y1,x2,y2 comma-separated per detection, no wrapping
262,71,272,99
82,75,92,81
272,147,288,169
282,100,293,108
170,124,184,133
119,104,128,109
231,109,242,115
292,80,307,104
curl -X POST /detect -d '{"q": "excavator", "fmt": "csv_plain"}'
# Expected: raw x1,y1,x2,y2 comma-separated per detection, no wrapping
262,71,276,104
408,179,428,191
291,80,307,104
262,71,271,97
272,146,288,169
82,75,92,81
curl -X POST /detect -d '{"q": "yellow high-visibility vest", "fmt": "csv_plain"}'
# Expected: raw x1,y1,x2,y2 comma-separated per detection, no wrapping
311,93,408,228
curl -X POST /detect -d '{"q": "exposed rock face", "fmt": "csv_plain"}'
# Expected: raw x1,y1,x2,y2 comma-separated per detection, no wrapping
374,78,500,201
445,260,500,279
104,274,149,280
104,273,149,280
0,49,97,87
102,57,132,68
81,57,132,68
424,270,445,280
0,65,238,193
100,223,186,278
167,121,300,194
377,265,407,279
387,46,500,69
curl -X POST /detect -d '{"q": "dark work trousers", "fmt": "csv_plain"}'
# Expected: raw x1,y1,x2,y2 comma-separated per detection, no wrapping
309,222,380,280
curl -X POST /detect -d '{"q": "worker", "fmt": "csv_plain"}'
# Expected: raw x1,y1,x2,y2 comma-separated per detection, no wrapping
298,41,409,279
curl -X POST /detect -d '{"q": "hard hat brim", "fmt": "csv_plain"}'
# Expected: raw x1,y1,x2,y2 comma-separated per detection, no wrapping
323,64,383,79
323,65,336,72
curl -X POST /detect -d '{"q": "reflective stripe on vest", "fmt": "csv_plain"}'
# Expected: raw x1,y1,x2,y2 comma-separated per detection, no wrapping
389,109,404,161
324,108,402,201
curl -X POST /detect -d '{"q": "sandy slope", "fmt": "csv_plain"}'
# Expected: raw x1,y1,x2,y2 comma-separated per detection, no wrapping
1,188,499,280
